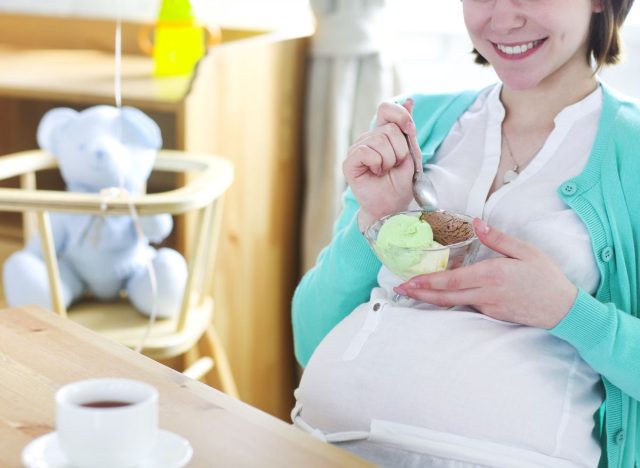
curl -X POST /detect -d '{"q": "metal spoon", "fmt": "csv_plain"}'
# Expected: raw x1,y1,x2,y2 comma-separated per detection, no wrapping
405,133,438,211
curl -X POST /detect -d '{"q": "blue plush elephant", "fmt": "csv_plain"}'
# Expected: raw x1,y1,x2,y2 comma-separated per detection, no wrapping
3,105,187,318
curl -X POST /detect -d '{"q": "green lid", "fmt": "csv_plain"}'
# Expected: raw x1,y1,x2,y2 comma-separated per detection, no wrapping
158,0,195,21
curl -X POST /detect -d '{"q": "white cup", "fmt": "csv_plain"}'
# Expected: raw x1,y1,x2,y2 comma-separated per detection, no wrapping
55,378,159,468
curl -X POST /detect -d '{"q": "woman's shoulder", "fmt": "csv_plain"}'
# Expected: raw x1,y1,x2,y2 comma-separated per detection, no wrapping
597,85,640,186
601,83,640,131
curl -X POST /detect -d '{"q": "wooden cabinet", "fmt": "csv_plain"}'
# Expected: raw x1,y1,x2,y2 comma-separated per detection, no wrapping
0,13,309,420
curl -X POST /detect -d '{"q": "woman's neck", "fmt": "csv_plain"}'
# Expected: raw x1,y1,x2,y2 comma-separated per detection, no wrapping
488,66,599,195
500,68,598,130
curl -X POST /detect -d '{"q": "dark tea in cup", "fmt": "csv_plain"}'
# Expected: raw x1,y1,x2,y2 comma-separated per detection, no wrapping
80,400,134,408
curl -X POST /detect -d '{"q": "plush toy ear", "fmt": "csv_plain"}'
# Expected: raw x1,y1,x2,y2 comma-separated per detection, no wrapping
36,108,78,155
120,106,163,150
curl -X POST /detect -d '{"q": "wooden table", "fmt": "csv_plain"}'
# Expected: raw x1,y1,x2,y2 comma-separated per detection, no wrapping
0,306,370,467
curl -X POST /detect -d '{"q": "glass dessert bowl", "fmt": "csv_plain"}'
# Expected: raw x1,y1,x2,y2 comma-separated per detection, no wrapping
364,209,479,280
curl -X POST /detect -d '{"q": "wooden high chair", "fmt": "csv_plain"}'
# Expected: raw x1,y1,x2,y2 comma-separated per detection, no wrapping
0,149,238,398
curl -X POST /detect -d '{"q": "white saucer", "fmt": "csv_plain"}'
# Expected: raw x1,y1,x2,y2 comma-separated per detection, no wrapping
21,429,193,468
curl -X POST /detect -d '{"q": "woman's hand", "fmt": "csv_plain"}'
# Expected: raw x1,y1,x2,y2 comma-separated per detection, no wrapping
343,99,422,231
394,219,578,329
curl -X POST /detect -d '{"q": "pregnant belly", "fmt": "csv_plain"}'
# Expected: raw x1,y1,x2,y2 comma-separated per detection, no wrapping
296,296,603,462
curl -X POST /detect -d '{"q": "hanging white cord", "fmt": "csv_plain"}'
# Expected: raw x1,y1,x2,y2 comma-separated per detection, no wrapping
114,14,122,110
111,1,159,353
114,5,124,188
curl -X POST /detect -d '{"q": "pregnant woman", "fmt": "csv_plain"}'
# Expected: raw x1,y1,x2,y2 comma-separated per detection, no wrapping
292,1,639,467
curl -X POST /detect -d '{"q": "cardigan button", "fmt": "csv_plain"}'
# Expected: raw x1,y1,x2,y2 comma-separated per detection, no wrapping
561,182,578,196
600,247,614,263
615,429,625,444
373,302,381,312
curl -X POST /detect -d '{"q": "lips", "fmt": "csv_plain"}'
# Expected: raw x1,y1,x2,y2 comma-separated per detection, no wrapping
491,38,547,59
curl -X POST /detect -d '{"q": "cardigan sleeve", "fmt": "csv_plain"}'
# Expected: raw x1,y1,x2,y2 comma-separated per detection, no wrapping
550,288,640,400
291,188,381,367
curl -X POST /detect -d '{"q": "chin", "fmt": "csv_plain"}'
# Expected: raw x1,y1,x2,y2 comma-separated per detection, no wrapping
495,71,542,91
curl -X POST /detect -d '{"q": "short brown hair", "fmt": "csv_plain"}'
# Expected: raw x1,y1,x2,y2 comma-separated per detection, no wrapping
471,0,635,71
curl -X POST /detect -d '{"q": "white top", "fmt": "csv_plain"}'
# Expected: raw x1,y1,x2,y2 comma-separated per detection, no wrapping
294,84,605,467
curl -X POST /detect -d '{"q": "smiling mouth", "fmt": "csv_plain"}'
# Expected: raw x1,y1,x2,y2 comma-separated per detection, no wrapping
492,38,547,58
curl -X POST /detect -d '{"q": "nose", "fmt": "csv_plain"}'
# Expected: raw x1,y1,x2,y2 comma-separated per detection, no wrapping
490,0,525,34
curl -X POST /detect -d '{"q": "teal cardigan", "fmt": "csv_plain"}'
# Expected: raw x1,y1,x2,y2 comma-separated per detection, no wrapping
292,84,640,467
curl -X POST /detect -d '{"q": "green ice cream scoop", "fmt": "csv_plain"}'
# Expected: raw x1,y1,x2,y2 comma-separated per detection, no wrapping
374,213,448,279
376,214,434,250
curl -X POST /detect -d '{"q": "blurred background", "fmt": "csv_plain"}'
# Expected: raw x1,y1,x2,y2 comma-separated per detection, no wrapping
2,0,637,95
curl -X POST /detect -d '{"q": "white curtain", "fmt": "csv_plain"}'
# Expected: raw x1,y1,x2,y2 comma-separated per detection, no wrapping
301,0,395,272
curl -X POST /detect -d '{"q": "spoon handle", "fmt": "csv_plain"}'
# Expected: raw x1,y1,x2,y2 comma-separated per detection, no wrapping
405,132,421,180
406,131,438,211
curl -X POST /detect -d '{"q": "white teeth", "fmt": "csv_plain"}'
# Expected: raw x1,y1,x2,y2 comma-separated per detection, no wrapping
496,40,541,55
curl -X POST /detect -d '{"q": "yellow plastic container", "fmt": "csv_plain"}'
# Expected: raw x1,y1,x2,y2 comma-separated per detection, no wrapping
138,0,221,76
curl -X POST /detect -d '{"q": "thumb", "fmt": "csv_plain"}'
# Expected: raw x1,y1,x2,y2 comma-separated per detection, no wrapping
472,218,534,261
402,97,414,115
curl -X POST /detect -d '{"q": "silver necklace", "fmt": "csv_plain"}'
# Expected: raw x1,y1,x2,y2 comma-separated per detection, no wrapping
502,132,520,185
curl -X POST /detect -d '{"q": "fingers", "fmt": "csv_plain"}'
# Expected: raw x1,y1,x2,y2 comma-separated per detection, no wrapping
394,260,503,308
349,125,412,176
395,284,485,309
375,100,416,136
347,98,418,177
398,258,504,293
354,122,409,159
345,144,387,177
344,97,420,197
473,218,536,261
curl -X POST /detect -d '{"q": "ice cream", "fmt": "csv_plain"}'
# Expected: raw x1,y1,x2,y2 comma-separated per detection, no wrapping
420,211,475,245
376,213,434,250
373,213,449,279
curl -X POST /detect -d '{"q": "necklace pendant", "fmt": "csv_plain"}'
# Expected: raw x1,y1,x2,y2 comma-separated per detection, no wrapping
503,166,519,185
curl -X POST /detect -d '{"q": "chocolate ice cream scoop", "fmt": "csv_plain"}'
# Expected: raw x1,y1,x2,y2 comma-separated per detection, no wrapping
420,211,474,246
